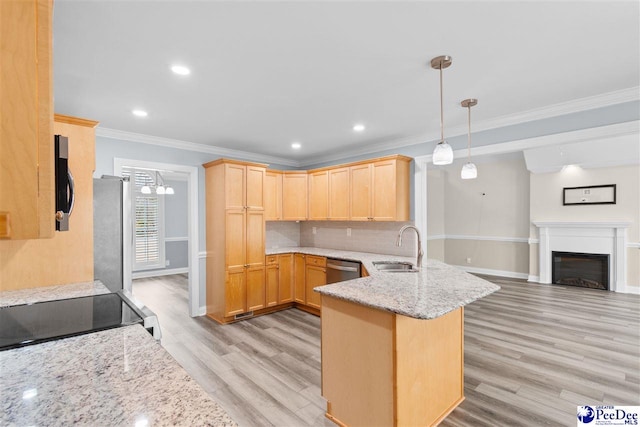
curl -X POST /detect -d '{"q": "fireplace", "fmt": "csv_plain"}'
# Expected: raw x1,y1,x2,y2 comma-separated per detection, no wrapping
552,251,609,290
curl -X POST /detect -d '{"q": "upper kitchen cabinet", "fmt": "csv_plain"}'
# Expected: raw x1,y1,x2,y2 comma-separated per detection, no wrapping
308,170,329,220
264,170,283,221
282,171,308,220
0,0,54,240
328,167,350,220
203,159,267,323
350,155,411,221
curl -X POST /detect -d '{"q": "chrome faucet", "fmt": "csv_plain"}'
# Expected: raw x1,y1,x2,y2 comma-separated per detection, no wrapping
396,225,424,270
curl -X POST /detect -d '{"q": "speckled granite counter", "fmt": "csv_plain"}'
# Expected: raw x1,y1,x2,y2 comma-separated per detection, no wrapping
0,324,237,426
0,281,110,307
266,247,499,319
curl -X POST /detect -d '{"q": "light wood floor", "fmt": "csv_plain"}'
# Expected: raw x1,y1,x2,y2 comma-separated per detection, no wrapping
132,274,640,427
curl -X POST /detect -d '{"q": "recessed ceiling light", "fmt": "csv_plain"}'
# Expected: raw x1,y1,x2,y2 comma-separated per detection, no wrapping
291,142,301,149
353,123,365,132
171,65,191,76
132,109,148,117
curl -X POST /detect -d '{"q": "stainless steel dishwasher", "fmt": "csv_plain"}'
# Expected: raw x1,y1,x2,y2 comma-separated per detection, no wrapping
326,258,361,284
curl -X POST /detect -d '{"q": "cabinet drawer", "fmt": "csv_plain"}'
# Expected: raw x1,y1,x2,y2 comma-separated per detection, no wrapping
265,255,278,265
306,255,326,267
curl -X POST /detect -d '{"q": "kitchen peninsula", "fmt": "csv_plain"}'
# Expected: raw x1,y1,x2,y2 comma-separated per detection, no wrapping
315,255,499,426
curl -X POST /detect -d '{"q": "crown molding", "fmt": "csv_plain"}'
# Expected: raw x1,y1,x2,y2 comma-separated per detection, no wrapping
96,127,301,167
96,87,639,169
302,87,640,166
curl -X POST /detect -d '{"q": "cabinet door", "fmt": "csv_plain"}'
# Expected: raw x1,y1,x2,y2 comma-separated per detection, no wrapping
245,210,265,268
282,173,308,220
265,263,279,307
225,268,247,316
224,164,246,210
0,0,53,239
329,167,350,220
246,165,265,209
308,170,329,220
264,171,282,221
294,253,306,303
371,160,397,221
246,266,265,311
349,164,372,221
225,210,246,270
278,254,294,303
305,264,326,310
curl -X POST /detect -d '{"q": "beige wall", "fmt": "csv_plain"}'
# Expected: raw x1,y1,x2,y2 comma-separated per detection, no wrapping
427,155,531,275
529,164,640,287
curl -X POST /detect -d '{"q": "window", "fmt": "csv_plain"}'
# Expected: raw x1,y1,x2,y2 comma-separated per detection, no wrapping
122,167,166,270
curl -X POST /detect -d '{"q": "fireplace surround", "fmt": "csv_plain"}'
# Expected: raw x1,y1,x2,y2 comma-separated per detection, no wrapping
533,222,630,292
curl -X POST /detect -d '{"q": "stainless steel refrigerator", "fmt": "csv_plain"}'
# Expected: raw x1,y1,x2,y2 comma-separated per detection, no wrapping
93,176,132,293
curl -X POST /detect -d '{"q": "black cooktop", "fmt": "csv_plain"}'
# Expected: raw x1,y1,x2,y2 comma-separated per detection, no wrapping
0,292,144,351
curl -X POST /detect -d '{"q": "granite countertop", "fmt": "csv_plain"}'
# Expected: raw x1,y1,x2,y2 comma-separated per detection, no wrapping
0,281,110,307
266,247,500,319
0,324,237,427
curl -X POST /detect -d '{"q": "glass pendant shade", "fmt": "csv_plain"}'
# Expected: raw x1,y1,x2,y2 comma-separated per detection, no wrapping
165,187,175,195
155,186,166,195
432,141,454,165
461,162,478,180
141,185,152,194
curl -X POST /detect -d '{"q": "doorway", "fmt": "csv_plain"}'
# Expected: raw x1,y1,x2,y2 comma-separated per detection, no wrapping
113,158,200,317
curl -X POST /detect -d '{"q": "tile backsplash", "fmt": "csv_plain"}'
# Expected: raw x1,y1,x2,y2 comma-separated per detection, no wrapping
265,221,301,248
266,221,417,257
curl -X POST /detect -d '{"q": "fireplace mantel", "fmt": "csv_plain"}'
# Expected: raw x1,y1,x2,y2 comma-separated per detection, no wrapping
533,221,630,292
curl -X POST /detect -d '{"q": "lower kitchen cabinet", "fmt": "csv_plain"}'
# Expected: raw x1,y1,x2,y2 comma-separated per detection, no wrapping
278,254,294,303
266,255,279,307
294,253,306,303
246,266,266,312
305,256,326,310
225,268,247,316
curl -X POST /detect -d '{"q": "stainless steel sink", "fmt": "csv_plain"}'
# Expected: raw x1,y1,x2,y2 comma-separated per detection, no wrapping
372,261,419,273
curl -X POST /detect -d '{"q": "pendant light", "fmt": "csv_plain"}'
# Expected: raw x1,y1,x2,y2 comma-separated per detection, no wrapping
460,98,478,180
431,55,453,165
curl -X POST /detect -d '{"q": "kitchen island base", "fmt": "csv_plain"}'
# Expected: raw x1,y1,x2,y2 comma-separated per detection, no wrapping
321,296,464,426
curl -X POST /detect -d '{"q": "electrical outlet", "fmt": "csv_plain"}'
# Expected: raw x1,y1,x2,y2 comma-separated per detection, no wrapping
166,260,170,266
466,257,471,264
312,226,317,235
347,228,351,237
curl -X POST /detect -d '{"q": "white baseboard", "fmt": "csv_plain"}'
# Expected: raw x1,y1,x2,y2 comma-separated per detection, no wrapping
197,306,207,316
619,286,640,295
453,265,529,280
528,275,540,283
133,267,189,279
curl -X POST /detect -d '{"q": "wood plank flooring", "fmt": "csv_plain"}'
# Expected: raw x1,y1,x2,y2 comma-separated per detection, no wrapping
132,274,640,427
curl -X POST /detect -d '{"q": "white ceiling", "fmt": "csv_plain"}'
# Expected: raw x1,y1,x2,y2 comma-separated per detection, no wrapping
53,1,640,166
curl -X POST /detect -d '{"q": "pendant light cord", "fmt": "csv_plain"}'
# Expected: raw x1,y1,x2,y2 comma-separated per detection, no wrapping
439,64,444,143
467,105,471,160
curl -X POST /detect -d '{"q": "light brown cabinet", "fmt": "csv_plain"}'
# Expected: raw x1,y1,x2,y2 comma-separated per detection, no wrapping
264,170,282,221
265,253,294,307
204,159,267,322
278,253,294,304
308,170,329,220
0,115,98,290
294,253,306,303
328,167,350,220
0,0,53,240
350,156,411,221
305,255,326,310
282,171,308,220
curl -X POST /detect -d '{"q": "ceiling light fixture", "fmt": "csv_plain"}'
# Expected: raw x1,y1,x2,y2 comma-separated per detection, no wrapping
353,123,365,132
291,142,301,149
460,98,478,180
430,55,454,165
132,109,148,117
141,171,174,195
171,65,191,76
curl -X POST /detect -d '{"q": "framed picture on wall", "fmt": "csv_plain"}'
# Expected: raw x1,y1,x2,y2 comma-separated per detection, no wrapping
563,184,616,205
